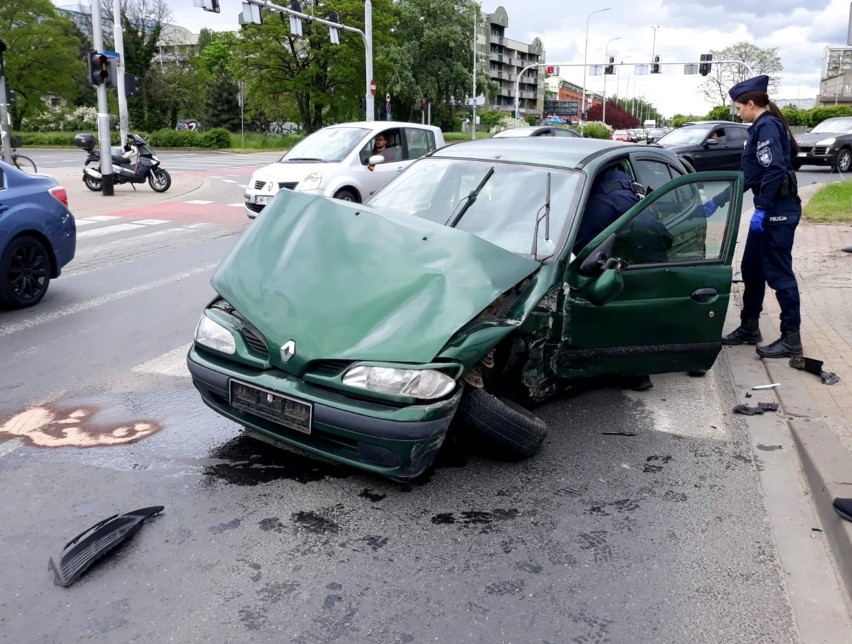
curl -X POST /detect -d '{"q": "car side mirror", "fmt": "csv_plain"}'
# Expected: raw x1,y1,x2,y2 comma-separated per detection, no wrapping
586,264,625,306
367,154,385,171
705,138,718,146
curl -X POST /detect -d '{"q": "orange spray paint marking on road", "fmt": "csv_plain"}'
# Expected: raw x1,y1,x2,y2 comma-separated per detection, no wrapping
0,405,161,448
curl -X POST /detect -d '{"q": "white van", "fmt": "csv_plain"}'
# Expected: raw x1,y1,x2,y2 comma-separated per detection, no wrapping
244,121,445,218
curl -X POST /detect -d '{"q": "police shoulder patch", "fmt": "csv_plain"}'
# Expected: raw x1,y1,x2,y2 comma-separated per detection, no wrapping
757,146,772,167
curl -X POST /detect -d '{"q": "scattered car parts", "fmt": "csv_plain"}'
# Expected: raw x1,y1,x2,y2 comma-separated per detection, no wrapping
48,506,164,587
789,356,840,385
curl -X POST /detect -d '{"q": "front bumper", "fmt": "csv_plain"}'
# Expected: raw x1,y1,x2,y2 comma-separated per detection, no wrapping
187,346,462,480
795,146,837,166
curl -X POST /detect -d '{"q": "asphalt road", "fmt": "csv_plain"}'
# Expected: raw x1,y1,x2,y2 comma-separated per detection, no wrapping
0,150,847,643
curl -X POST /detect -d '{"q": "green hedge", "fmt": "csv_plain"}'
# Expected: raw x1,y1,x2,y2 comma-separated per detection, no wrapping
147,128,232,149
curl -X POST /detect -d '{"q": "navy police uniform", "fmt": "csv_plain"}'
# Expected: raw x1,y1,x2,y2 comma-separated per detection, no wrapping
574,165,640,253
725,75,802,356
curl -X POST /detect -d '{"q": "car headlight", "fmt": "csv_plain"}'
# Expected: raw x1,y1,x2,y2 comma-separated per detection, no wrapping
195,314,236,354
342,366,456,399
816,137,836,146
298,171,322,191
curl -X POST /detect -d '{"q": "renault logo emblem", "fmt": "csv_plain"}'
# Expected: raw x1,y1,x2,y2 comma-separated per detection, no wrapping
280,340,296,363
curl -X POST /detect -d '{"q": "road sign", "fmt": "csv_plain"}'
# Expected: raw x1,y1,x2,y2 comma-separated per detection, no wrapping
370,79,376,96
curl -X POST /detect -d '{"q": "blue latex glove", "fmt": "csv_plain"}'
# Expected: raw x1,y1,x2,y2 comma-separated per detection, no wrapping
750,209,765,233
702,199,718,217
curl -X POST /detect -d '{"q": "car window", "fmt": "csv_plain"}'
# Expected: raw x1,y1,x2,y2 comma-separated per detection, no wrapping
360,129,403,164
553,128,578,137
613,178,738,266
812,118,852,133
404,128,436,160
725,127,747,147
632,159,682,192
657,127,711,146
285,126,370,162
368,157,582,257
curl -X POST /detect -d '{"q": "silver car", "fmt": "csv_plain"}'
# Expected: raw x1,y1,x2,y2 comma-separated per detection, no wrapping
244,121,445,218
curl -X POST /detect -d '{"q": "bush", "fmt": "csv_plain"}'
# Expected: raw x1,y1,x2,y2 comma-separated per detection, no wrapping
200,128,231,149
477,110,505,131
490,117,527,134
580,121,613,139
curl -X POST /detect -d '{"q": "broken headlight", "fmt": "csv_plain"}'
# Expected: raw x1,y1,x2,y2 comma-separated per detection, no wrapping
195,313,236,355
342,366,456,399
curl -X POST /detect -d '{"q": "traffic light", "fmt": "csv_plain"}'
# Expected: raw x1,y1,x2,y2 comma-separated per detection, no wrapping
88,51,116,87
699,53,713,76
605,57,615,75
327,12,340,44
4,88,15,105
651,56,660,74
124,74,140,97
289,0,304,36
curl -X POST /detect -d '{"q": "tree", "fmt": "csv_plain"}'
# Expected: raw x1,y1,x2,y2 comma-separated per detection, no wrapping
0,0,87,128
385,0,494,126
588,101,638,130
204,61,240,131
700,43,782,108
233,0,395,134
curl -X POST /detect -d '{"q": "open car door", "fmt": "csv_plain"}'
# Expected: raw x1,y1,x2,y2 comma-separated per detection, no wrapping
553,170,744,379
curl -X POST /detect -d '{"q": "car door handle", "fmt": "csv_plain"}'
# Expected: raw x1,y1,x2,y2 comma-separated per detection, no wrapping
691,287,718,303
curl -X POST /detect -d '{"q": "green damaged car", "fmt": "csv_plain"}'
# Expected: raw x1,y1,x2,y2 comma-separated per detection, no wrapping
188,138,743,480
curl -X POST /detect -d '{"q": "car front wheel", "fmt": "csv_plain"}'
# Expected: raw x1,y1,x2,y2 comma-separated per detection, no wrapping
333,188,359,202
457,385,547,458
833,149,852,172
0,235,52,309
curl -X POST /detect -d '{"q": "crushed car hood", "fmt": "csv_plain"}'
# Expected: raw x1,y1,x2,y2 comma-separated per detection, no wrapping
212,192,540,366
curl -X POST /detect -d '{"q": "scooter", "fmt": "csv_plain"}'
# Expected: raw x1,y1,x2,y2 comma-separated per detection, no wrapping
73,132,171,193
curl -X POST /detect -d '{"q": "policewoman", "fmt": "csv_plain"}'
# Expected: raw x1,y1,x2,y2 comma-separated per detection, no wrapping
722,75,803,359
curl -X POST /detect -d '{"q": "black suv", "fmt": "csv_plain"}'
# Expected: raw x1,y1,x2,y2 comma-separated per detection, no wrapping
793,117,852,172
656,121,749,171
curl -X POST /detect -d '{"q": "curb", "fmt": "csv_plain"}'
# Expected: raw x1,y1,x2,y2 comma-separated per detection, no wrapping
789,419,852,599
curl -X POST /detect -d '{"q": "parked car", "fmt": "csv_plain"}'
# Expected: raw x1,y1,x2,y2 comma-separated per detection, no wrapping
188,138,744,480
493,126,580,138
793,116,852,172
0,161,76,309
646,128,667,144
612,130,632,142
243,121,445,218
656,121,749,171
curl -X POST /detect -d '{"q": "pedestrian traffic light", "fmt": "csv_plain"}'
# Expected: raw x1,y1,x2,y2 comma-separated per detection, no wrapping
327,12,340,44
88,51,116,87
651,56,660,74
124,74,140,97
605,57,615,75
699,53,713,76
4,88,15,105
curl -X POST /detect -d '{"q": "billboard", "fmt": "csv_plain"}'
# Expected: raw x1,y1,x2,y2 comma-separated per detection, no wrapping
544,100,579,117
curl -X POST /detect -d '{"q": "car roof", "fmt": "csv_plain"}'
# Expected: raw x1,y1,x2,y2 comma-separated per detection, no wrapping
432,137,645,169
681,121,747,128
326,121,442,135
493,126,578,138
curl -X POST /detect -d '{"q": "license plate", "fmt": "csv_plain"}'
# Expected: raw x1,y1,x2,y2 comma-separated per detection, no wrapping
230,381,312,434
254,195,273,205
797,152,806,157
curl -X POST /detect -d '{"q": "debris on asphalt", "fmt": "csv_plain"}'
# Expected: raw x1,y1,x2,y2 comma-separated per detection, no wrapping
833,498,852,523
842,245,852,253
752,383,781,390
744,391,752,398
789,356,841,385
733,403,779,416
48,506,164,587
602,431,636,437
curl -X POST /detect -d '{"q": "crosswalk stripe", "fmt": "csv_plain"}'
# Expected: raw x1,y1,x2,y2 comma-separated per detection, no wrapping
87,215,123,222
185,200,215,205
77,222,146,239
132,219,170,226
227,203,244,208
132,344,192,377
221,179,238,184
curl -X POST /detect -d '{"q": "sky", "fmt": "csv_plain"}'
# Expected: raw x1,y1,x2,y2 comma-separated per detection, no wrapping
85,0,852,117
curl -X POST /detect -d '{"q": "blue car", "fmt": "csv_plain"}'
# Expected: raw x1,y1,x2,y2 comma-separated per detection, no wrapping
0,161,76,309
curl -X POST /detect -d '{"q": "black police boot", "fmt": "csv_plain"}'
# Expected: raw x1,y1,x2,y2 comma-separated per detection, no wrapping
721,318,761,346
756,324,803,359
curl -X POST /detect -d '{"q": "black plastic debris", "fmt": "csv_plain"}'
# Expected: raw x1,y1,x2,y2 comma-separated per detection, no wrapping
789,356,841,385
834,498,852,523
602,431,636,437
733,402,779,416
49,506,164,587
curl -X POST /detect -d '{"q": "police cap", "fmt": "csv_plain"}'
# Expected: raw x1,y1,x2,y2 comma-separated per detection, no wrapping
728,75,769,102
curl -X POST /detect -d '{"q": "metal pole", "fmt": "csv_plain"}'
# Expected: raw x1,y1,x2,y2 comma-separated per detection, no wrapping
90,0,114,195
471,3,477,140
581,7,610,135
113,0,128,147
602,37,620,127
239,80,245,149
0,42,11,164
365,0,374,121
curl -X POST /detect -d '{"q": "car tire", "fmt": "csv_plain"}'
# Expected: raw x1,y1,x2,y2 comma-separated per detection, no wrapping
0,235,52,309
333,188,359,203
833,149,852,173
457,385,547,458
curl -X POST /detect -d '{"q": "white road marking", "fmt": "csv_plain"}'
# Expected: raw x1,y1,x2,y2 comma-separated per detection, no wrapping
77,222,146,239
132,219,170,226
87,215,123,222
221,179,238,184
132,344,192,378
239,184,247,188
0,438,24,458
0,263,217,337
185,200,214,205
227,203,244,208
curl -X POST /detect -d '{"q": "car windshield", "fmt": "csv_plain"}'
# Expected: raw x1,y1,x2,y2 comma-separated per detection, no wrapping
282,127,370,162
811,118,852,134
657,127,711,145
368,157,582,257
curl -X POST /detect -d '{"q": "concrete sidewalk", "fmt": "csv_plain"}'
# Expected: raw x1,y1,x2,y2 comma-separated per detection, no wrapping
724,181,852,602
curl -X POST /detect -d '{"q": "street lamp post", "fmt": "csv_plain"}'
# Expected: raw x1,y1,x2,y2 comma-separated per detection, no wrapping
581,7,610,134
472,3,478,140
602,36,621,126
